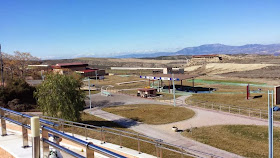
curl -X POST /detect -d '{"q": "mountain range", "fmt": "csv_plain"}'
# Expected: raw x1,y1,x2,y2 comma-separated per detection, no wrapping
113,44,280,58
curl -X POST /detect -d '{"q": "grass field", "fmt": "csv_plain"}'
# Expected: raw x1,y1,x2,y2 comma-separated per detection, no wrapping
187,79,264,85
103,104,195,124
182,125,280,158
184,77,272,110
187,93,268,110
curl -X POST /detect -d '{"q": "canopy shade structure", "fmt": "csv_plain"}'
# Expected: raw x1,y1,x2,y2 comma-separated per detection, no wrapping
140,74,200,93
140,74,199,81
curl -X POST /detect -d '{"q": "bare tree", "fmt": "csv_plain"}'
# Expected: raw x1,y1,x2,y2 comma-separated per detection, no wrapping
3,51,40,79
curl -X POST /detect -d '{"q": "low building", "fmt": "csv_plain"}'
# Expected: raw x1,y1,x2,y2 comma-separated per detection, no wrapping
52,63,88,74
52,62,106,79
163,67,184,74
192,54,222,62
76,69,106,79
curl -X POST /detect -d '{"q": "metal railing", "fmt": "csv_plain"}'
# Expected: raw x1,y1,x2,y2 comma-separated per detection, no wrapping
185,99,280,122
0,107,126,158
40,115,219,158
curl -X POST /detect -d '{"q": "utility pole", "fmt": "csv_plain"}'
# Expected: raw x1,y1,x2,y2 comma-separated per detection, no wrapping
95,71,98,83
0,44,4,89
88,77,92,109
268,90,274,158
172,73,176,107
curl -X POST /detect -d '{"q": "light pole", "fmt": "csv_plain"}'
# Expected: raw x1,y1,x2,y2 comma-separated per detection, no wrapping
268,90,274,158
172,73,176,107
95,71,98,83
88,77,92,109
0,44,4,89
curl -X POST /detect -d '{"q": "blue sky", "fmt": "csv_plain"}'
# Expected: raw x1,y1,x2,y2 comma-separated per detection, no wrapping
0,0,280,59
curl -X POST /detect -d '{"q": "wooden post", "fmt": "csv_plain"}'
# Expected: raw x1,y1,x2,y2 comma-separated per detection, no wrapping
168,80,170,93
192,78,194,88
181,80,183,90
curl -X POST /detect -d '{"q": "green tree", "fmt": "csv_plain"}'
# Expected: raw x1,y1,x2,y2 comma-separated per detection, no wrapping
34,73,85,121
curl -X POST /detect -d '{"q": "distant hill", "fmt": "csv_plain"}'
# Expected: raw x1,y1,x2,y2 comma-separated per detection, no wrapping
113,44,280,58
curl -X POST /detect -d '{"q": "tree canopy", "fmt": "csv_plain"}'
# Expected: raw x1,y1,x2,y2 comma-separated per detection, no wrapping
34,73,85,121
2,51,40,79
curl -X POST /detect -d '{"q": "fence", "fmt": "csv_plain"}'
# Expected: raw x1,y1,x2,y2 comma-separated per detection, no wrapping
0,107,126,158
40,115,217,158
185,100,280,122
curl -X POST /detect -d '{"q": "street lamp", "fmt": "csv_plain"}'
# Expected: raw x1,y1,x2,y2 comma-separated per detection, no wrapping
268,90,274,158
0,44,4,89
88,77,92,109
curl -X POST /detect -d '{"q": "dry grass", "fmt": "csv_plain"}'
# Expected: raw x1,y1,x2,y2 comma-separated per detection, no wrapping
182,125,280,158
91,75,147,89
187,92,268,110
103,104,195,125
184,77,272,110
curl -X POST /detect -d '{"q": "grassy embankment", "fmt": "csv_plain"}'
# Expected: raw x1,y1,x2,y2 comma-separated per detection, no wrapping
182,125,280,158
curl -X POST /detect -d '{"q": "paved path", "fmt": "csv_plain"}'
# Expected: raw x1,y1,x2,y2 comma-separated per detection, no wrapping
85,93,278,158
154,95,280,131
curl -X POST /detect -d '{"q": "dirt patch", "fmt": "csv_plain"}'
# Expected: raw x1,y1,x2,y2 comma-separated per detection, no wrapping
185,63,275,75
221,66,280,79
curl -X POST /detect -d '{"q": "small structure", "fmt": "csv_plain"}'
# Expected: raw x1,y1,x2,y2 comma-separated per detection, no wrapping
137,88,157,98
52,63,89,74
274,86,280,105
140,74,199,93
191,54,222,63
52,62,106,79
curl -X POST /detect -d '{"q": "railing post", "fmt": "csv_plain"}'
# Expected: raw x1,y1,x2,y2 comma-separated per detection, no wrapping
119,133,122,148
137,134,141,154
22,115,29,148
181,147,184,158
100,127,103,144
102,127,106,143
239,107,241,114
71,122,74,136
0,109,7,136
249,109,251,117
155,141,159,158
42,128,49,157
260,110,262,119
85,125,88,140
86,142,95,158
159,145,162,158
31,116,40,158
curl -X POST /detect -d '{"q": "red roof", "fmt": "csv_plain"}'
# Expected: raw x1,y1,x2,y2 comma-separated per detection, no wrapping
80,70,97,73
55,63,88,67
